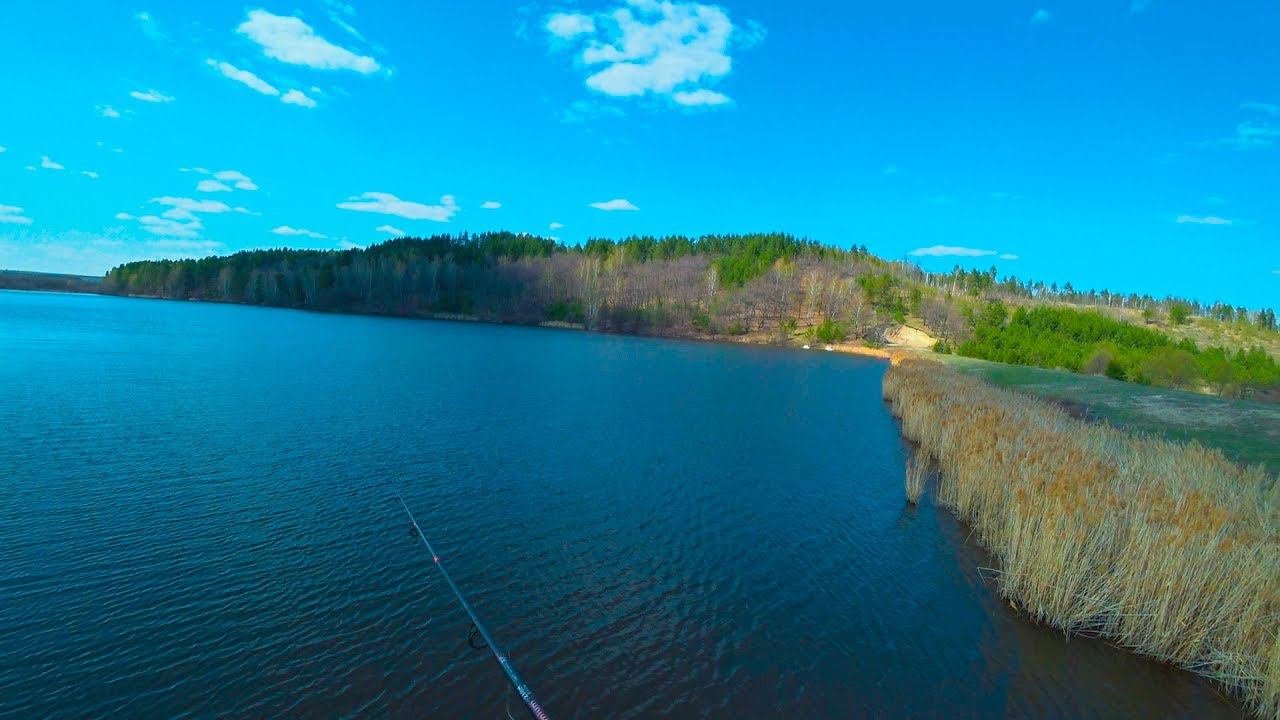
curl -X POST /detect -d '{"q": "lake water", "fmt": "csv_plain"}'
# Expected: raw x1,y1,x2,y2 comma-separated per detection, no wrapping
0,290,1241,718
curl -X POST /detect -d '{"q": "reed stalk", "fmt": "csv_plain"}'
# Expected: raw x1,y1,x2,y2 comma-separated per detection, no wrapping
905,455,927,505
884,357,1280,718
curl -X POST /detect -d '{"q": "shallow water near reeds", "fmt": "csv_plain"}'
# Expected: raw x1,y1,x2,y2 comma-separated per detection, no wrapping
0,290,1243,718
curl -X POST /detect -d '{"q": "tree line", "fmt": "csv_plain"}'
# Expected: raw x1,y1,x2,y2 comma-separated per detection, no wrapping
100,231,1279,400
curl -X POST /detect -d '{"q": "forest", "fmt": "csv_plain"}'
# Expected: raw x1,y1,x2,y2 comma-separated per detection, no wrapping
100,231,1280,399
950,305,1280,397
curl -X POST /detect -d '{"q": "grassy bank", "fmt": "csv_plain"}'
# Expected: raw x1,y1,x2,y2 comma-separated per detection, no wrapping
937,354,1280,475
884,357,1279,718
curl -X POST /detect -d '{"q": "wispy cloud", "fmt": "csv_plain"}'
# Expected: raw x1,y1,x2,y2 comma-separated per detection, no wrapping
549,222,564,230
1030,9,1052,24
281,89,317,108
118,196,252,239
0,205,34,225
376,224,406,235
560,98,626,123
197,179,232,192
672,89,731,107
545,1,756,109
337,192,459,221
207,59,279,96
0,230,229,276
40,155,64,171
237,10,380,74
1221,103,1279,149
1176,215,1232,225
546,12,596,39
214,170,257,190
98,105,122,119
999,253,1019,260
271,225,327,239
909,245,997,257
480,201,502,210
130,89,174,103
1241,101,1279,116
589,198,639,211
80,171,99,180
135,11,167,42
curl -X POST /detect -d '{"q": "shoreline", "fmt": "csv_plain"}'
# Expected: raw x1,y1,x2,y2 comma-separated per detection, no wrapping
884,357,1278,719
10,286,905,361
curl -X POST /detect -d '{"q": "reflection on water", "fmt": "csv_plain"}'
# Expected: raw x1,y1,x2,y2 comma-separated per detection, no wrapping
0,290,1241,718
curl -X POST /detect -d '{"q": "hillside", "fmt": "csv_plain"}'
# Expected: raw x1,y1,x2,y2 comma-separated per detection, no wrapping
70,231,1280,402
0,269,102,294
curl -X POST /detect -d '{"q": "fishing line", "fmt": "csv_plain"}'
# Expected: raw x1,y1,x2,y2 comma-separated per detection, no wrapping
390,485,552,720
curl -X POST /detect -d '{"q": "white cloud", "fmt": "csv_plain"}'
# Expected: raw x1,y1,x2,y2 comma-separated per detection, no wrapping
546,1,750,108
81,171,99,180
1176,215,1232,225
549,222,564,229
271,225,327,239
237,10,380,73
546,12,596,38
98,105,122,118
152,197,234,219
124,197,244,239
206,59,279,96
0,205,34,225
376,224,406,235
40,156,65,171
114,212,135,220
197,179,233,192
337,192,459,221
1241,101,1279,116
909,245,997,257
138,215,202,238
338,239,363,250
1031,9,1052,24
589,198,639,211
213,170,258,190
481,201,502,209
999,253,1020,260
672,88,730,107
281,89,318,108
130,89,174,103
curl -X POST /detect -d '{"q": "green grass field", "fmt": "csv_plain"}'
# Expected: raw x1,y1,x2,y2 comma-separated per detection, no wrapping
936,354,1280,476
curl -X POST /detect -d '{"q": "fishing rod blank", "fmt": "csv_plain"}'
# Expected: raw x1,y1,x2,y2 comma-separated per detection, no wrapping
392,488,552,720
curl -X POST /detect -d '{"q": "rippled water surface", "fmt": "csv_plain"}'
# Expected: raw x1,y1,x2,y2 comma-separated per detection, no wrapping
0,290,1241,718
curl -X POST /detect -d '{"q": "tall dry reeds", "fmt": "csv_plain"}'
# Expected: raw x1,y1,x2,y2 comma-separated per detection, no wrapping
884,357,1280,718
905,455,927,505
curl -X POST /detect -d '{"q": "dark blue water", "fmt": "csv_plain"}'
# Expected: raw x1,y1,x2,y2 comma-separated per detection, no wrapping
0,290,1240,718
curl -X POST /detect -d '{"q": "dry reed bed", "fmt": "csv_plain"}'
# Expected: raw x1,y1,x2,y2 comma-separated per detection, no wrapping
883,357,1280,718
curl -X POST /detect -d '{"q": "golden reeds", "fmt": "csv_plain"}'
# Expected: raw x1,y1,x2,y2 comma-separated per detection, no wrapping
905,454,927,504
884,357,1280,718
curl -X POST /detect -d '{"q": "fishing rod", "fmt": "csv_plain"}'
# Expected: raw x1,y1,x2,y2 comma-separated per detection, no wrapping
391,487,552,720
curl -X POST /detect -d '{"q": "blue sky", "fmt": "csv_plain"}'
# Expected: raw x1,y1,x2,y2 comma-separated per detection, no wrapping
0,1,1276,307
